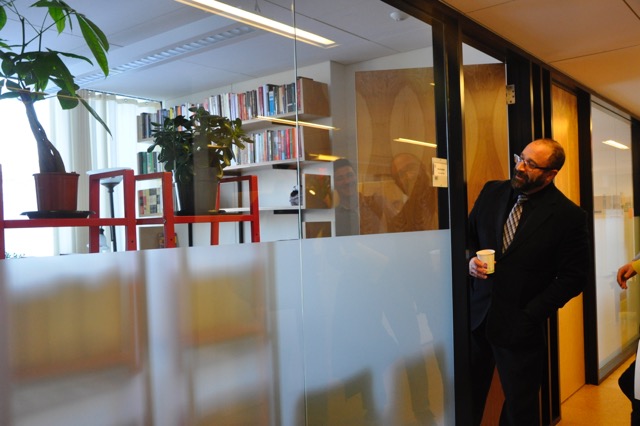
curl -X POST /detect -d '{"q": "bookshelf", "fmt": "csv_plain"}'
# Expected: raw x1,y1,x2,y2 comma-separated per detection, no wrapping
136,77,335,242
136,111,167,175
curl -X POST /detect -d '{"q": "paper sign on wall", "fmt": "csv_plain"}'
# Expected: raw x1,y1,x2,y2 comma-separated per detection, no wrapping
432,158,448,188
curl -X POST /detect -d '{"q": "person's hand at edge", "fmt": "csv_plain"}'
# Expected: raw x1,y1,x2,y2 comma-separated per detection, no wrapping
469,257,491,279
617,263,637,289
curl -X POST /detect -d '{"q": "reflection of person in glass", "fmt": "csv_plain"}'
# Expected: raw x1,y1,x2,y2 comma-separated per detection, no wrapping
387,152,435,232
333,158,385,236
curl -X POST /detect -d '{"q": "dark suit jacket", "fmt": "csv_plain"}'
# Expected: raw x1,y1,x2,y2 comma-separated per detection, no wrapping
468,180,590,348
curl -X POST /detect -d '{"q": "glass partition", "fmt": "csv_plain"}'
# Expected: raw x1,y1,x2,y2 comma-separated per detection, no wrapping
591,101,638,378
293,4,453,423
460,42,509,426
1,235,454,425
0,0,456,425
0,0,445,253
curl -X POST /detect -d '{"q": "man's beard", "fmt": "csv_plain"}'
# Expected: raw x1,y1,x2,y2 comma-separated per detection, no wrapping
510,168,547,193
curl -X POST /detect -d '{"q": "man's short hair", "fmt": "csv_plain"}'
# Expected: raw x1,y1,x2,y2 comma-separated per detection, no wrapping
537,138,566,170
334,158,353,170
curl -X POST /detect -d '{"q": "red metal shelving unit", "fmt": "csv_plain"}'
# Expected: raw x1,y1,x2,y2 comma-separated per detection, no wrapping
0,166,260,259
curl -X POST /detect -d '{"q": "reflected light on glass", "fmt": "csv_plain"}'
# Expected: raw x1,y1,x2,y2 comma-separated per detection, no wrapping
602,139,629,150
255,115,338,130
307,153,341,162
393,137,437,148
175,0,336,47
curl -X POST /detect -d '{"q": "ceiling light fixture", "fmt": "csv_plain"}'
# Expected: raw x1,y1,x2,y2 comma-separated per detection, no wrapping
602,139,629,150
74,25,255,88
393,137,437,148
389,11,408,22
176,0,336,48
255,115,338,130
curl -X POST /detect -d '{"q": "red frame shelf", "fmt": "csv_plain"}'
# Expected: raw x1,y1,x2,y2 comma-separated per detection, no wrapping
0,166,260,259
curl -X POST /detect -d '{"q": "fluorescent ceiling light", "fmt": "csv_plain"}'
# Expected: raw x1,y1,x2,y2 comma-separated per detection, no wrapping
176,0,336,47
74,25,255,89
394,137,437,148
255,115,338,130
602,139,629,150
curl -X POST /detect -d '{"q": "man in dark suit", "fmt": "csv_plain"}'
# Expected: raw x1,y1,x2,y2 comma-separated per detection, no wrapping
467,138,590,425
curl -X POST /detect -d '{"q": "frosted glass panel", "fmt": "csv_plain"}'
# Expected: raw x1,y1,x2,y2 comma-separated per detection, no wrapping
299,231,453,425
591,102,639,376
0,231,453,425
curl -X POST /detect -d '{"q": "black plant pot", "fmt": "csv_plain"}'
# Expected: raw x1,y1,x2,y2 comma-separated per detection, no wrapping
175,168,219,216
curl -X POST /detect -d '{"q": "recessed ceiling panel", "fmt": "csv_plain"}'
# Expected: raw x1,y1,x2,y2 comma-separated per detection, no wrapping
466,0,640,63
553,45,640,116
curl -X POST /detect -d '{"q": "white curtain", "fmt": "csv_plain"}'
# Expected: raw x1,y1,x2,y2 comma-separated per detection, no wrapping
49,91,160,254
0,100,52,257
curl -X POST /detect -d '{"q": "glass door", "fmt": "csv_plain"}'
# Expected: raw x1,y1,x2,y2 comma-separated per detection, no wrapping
461,42,509,426
591,101,638,379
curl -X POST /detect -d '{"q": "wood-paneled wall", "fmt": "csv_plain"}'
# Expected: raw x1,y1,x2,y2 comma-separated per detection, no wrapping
463,64,510,212
551,84,585,403
355,68,439,234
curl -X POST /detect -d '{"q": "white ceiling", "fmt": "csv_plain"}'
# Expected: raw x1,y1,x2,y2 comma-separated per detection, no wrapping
442,0,640,118
4,0,429,102
6,0,638,119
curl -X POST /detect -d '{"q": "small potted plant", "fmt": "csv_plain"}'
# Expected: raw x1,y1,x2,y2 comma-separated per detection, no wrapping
148,106,253,215
0,0,110,213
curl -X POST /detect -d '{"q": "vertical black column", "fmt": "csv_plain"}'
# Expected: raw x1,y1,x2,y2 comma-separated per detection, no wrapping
434,15,475,426
506,51,533,157
539,66,559,426
577,89,598,385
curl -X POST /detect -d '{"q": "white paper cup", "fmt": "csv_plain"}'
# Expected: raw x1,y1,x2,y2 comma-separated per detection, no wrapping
476,249,495,274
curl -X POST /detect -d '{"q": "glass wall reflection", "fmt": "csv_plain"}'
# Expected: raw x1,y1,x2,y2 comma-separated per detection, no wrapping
591,101,638,377
1,1,455,426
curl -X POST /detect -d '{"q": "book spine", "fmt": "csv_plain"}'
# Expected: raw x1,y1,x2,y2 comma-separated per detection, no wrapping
137,152,147,174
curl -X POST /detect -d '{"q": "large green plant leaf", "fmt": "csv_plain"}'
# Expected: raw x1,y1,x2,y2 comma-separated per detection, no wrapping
0,0,112,173
77,16,109,76
0,6,6,31
78,96,112,136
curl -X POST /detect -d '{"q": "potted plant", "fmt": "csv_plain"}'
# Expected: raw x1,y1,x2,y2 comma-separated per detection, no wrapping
148,106,253,215
0,0,110,213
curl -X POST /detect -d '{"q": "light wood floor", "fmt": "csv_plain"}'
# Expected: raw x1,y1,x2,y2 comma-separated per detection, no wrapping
558,356,634,425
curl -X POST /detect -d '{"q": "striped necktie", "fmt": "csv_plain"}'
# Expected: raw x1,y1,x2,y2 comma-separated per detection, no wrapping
502,194,528,252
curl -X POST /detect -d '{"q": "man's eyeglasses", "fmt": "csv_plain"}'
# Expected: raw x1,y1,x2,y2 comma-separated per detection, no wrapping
513,154,554,171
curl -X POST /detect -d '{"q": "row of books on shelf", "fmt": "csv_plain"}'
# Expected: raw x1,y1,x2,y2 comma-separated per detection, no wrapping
163,77,314,123
138,129,300,174
233,128,299,165
137,151,163,175
138,188,163,217
137,110,170,140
